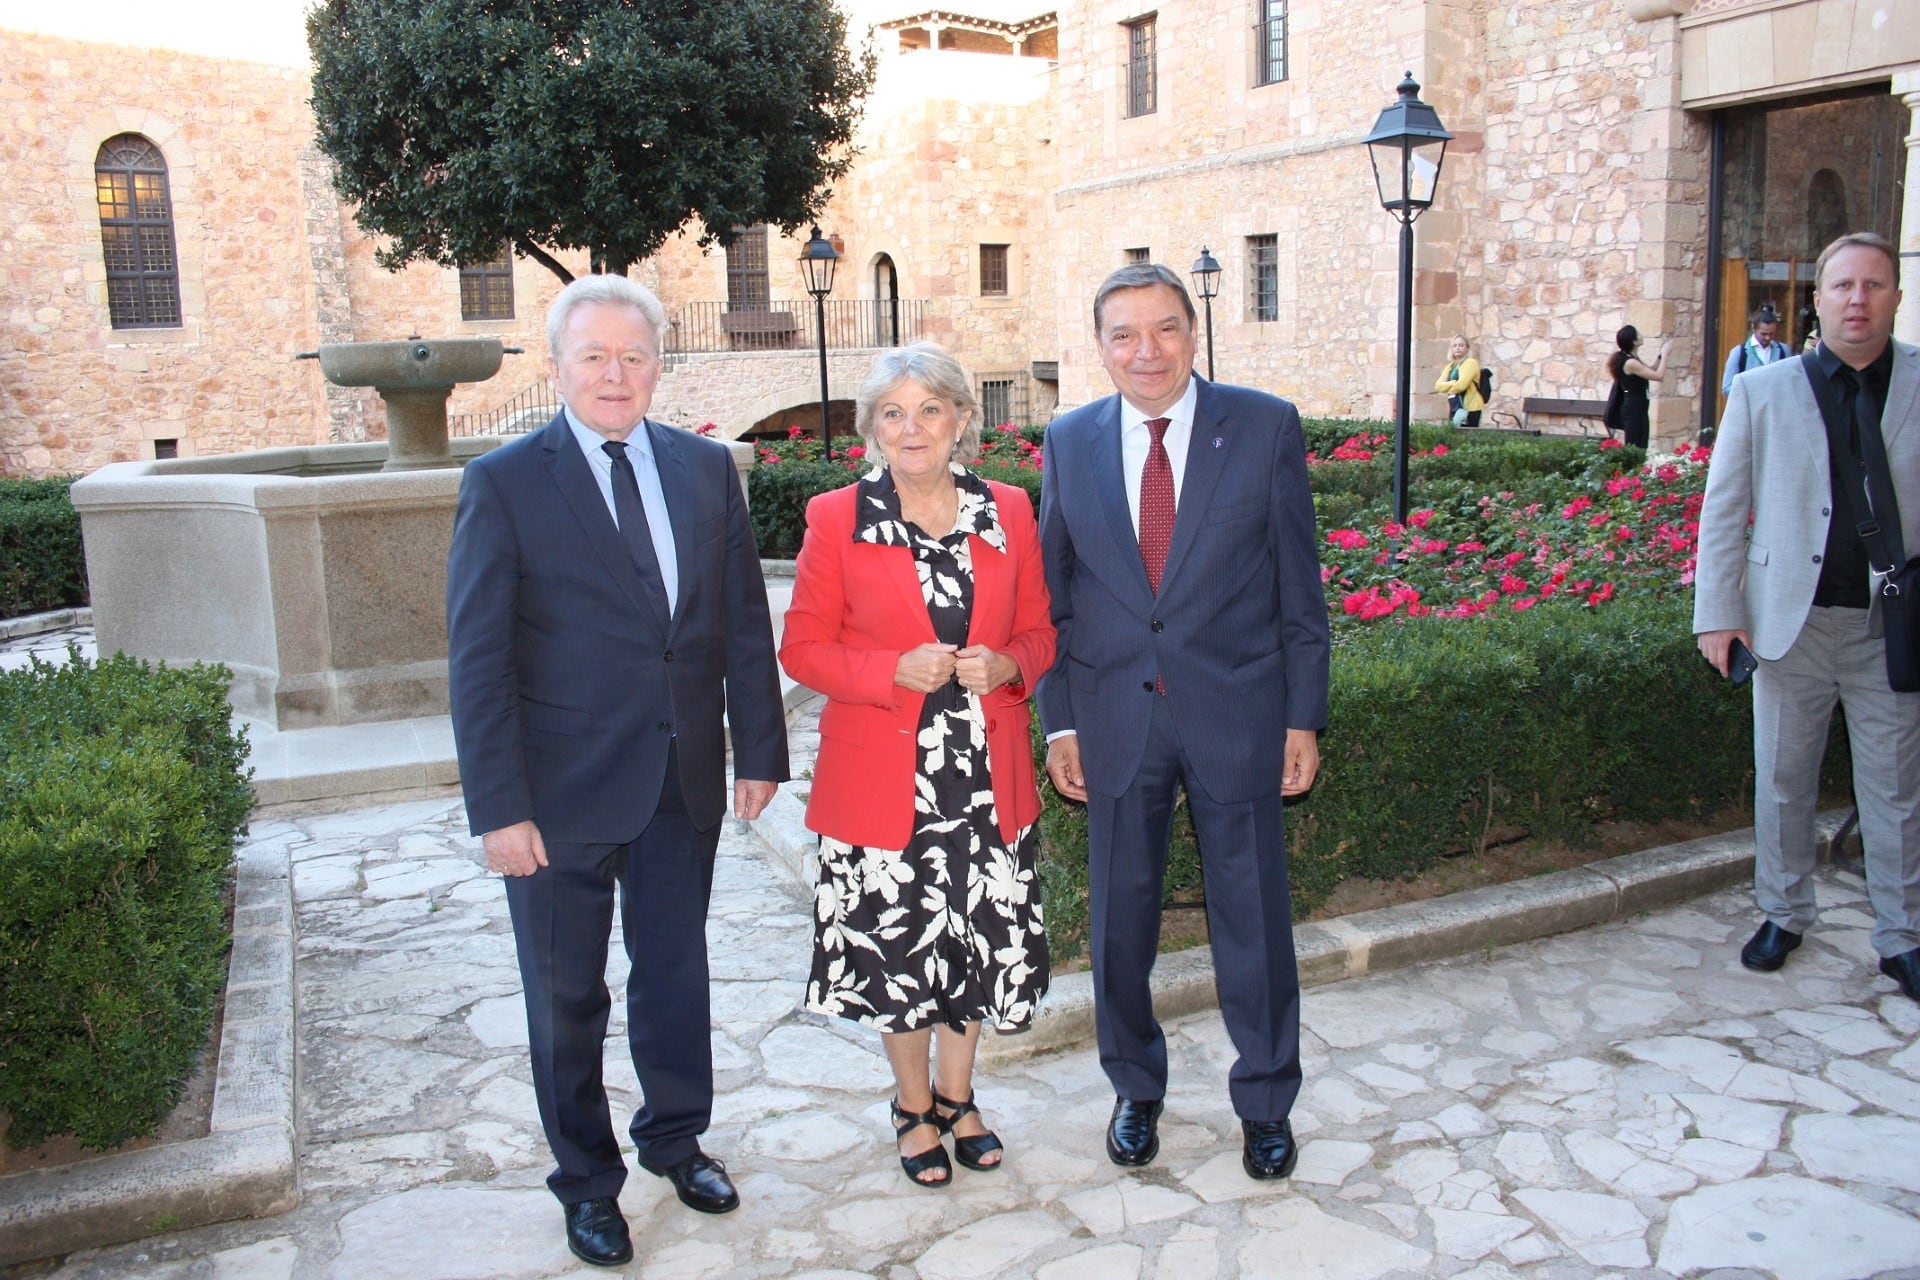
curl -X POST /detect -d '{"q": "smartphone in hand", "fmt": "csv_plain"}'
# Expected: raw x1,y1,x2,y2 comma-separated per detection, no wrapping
1728,638,1758,685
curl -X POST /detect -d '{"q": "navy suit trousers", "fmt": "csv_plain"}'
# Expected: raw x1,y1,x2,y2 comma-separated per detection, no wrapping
504,747,721,1202
1085,695,1303,1122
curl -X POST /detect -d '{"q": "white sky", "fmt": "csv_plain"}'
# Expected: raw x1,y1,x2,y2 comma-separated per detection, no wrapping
0,1,1057,66
0,0,314,66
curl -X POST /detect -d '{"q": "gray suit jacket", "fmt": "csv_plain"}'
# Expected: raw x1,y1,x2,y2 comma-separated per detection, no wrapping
1693,341,1920,659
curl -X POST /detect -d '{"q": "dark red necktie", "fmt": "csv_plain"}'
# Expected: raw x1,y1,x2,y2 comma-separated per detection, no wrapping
1140,417,1174,593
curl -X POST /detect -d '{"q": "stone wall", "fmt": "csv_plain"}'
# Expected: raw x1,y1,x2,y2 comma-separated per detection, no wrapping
0,28,592,473
0,29,332,472
1042,0,1710,445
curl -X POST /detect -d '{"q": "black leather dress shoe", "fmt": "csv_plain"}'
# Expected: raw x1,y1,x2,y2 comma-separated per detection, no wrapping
563,1196,633,1267
1243,1118,1300,1180
1880,947,1920,1001
655,1151,740,1214
1740,921,1802,972
1106,1097,1163,1167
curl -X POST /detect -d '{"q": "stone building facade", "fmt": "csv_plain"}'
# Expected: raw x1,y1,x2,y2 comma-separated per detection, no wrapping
2,0,1917,475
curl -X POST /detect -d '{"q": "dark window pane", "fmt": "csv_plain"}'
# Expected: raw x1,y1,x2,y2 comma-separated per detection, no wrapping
458,247,515,321
95,134,182,329
1256,0,1288,86
1127,18,1156,117
1248,234,1278,322
727,225,772,309
980,244,1009,296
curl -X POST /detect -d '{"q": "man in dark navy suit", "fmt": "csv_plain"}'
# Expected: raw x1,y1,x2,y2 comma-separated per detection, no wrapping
448,274,787,1265
1038,263,1330,1182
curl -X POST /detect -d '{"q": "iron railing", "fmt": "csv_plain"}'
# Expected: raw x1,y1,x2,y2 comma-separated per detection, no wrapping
449,378,562,437
664,299,925,355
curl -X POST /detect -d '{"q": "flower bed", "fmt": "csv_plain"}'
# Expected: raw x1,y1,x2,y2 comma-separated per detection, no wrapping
743,417,1803,961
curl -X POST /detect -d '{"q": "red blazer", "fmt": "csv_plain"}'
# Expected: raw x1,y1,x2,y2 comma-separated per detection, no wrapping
780,478,1055,850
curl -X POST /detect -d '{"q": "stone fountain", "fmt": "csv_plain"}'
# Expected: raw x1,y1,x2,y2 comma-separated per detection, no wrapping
303,337,513,471
70,339,518,733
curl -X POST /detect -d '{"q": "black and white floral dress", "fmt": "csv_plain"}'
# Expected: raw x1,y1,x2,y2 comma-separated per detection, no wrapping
805,466,1049,1033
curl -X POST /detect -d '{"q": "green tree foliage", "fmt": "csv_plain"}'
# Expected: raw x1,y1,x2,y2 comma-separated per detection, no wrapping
307,0,877,281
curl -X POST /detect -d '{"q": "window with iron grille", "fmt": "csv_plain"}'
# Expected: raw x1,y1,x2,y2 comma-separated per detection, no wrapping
1255,0,1288,86
1247,234,1279,322
980,244,1010,297
1125,17,1156,117
726,224,771,309
459,249,515,321
95,134,182,328
978,374,1027,429
1124,247,1151,265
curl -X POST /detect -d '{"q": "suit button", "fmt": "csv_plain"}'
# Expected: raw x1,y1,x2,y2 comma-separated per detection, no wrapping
1142,680,1155,692
657,721,673,733
663,650,674,661
988,718,999,731
1151,620,1165,633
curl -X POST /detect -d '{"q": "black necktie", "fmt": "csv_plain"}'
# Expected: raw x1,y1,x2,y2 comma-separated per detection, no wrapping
602,440,668,612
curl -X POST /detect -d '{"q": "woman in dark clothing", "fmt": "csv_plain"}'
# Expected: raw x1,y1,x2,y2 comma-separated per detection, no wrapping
1607,324,1674,449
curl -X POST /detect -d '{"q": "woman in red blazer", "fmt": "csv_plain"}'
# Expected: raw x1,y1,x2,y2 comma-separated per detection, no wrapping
780,342,1054,1189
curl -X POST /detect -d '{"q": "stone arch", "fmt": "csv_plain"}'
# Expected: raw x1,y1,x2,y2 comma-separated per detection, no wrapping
717,379,862,441
1806,169,1847,258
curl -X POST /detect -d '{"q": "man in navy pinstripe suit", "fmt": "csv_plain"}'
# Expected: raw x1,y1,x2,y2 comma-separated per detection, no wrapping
1038,263,1330,1182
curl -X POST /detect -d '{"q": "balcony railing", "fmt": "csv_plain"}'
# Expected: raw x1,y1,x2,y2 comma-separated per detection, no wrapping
665,299,925,355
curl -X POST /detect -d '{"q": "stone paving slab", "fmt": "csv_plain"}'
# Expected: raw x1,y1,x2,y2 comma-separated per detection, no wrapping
24,787,1920,1280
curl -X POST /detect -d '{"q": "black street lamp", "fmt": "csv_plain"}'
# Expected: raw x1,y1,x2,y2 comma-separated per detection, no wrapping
1363,71,1451,525
1190,247,1222,381
800,225,840,460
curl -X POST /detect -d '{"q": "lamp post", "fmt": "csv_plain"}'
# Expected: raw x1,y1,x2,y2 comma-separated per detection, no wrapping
1363,71,1451,524
1190,247,1222,381
800,225,840,460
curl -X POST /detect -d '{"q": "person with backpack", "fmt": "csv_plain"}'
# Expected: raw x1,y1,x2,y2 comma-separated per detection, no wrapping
1720,303,1793,395
1434,333,1485,428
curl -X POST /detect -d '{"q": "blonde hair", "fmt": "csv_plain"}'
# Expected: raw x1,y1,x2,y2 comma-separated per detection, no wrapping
854,342,984,462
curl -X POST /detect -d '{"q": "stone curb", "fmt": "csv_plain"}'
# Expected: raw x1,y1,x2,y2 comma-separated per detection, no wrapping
0,841,299,1267
0,606,92,641
967,814,1852,1067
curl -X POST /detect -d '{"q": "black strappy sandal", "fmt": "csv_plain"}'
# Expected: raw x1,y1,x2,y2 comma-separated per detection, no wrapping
891,1098,952,1187
933,1090,1004,1172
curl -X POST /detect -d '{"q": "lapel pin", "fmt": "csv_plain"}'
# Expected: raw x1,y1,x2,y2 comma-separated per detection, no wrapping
1213,437,1224,448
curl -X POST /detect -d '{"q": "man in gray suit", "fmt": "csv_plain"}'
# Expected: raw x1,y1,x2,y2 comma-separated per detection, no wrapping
1694,231,1920,1001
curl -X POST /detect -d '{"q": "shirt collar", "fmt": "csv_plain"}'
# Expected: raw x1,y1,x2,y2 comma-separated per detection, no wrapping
1814,340,1893,388
1118,375,1200,435
564,405,651,461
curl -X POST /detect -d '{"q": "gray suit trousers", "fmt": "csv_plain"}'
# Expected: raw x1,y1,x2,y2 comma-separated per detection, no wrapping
1753,605,1920,957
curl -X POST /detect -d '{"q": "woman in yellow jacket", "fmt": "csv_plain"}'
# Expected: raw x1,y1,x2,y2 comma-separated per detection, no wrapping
1434,334,1483,428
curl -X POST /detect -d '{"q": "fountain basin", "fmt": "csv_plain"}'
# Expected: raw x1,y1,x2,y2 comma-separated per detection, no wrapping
71,439,498,731
72,435,755,734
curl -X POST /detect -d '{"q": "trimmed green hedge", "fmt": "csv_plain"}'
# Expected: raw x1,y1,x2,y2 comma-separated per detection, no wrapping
1034,595,1830,963
0,653,252,1150
749,458,1043,559
0,476,87,619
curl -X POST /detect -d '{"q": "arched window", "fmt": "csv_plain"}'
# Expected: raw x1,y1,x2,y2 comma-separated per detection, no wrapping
94,134,182,328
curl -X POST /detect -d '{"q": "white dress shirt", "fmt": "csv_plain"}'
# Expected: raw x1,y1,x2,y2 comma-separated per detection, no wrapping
1118,376,1200,536
565,407,679,612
